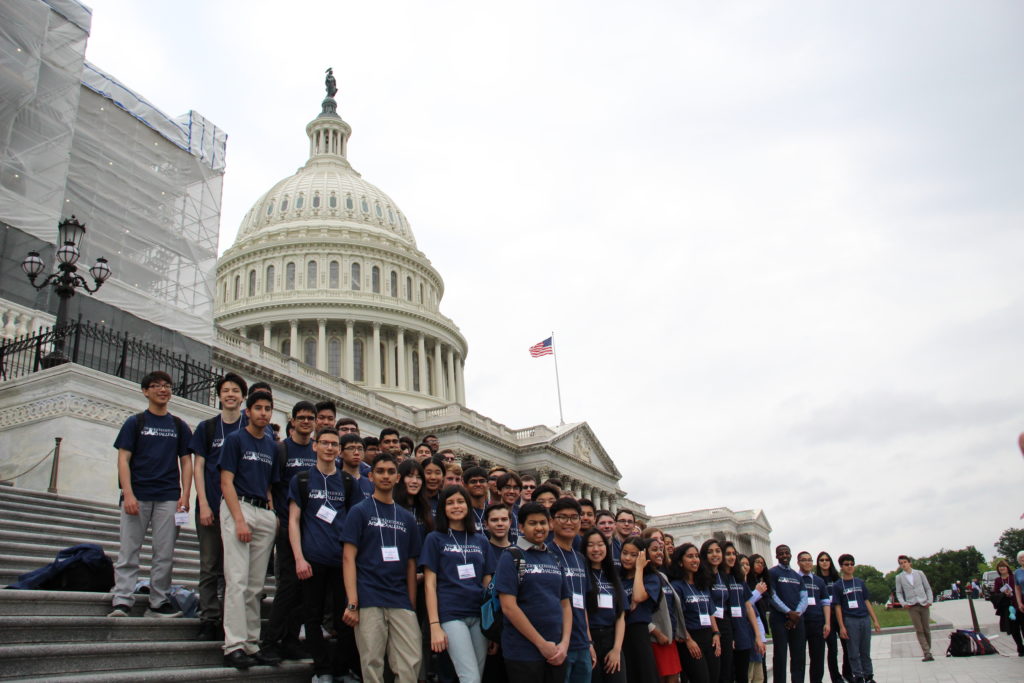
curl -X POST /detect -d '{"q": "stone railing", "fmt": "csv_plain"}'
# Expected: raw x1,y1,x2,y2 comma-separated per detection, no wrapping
0,298,54,341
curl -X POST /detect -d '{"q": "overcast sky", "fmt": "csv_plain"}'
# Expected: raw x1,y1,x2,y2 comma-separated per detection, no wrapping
79,0,1024,571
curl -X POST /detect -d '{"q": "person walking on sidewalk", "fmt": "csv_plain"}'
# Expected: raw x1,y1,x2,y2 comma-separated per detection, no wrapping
892,555,934,662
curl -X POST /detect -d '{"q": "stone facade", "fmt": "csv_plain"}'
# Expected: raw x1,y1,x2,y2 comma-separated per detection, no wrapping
650,507,772,559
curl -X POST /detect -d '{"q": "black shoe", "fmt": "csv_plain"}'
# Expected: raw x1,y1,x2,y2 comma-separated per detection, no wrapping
145,602,183,618
252,648,282,666
280,640,308,660
195,621,223,641
224,649,256,670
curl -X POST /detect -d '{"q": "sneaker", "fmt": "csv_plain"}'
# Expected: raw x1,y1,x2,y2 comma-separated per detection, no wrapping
145,602,183,618
107,606,129,617
923,653,934,661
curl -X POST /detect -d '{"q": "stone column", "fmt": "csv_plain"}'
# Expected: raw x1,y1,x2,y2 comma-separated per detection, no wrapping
317,319,327,371
433,342,444,397
263,323,271,347
580,484,591,502
455,353,466,405
371,322,382,387
417,333,428,394
344,319,355,381
396,327,407,390
446,347,456,403
289,320,298,358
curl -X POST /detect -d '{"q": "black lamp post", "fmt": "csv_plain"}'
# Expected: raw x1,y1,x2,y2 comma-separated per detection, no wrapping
21,215,112,367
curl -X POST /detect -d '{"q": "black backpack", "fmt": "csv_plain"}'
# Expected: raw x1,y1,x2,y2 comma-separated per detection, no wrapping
293,468,357,513
946,629,996,657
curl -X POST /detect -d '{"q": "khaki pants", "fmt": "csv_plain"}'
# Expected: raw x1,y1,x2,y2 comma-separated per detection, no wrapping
220,499,276,654
355,606,422,683
907,604,932,656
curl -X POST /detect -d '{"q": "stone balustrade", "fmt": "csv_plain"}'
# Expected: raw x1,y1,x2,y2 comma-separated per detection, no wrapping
0,298,55,341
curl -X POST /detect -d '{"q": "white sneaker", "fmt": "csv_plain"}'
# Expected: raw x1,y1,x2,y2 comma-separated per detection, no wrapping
107,607,129,617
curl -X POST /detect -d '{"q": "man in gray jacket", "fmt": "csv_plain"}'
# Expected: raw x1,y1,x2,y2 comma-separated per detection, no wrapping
893,555,934,661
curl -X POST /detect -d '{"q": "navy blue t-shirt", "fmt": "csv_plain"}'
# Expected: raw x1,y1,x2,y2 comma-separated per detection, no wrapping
273,438,315,521
588,568,623,630
290,466,347,566
552,543,591,650
833,577,869,618
187,416,241,517
622,570,660,625
769,564,807,613
113,411,191,501
802,573,830,622
496,544,570,662
219,428,279,502
731,582,756,649
672,580,716,631
341,497,422,610
420,529,494,623
354,475,374,501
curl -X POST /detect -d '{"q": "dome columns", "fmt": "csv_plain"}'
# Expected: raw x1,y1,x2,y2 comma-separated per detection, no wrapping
317,319,327,371
371,322,382,388
344,319,355,381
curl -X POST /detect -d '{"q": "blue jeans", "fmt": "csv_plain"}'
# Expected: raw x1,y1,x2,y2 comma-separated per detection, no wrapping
442,616,487,683
843,615,872,678
564,647,591,683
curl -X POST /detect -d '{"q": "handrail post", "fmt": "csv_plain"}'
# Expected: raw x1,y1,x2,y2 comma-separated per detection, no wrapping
47,436,62,494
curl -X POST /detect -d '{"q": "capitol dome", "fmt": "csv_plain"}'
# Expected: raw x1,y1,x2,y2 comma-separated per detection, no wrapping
215,76,468,408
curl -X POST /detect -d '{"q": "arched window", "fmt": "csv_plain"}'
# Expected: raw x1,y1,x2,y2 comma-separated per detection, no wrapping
405,276,412,301
412,351,420,391
223,282,228,301
329,193,337,209
312,192,321,209
345,196,354,210
285,262,295,290
304,338,316,366
248,269,256,296
266,200,274,215
280,197,289,212
265,265,275,293
360,198,370,214
329,338,341,376
307,260,317,288
233,275,240,299
390,271,398,297
295,194,304,209
353,339,364,381
371,266,381,293
329,261,339,289
419,283,424,304
375,202,383,218
351,263,361,290
380,342,387,383
282,339,291,357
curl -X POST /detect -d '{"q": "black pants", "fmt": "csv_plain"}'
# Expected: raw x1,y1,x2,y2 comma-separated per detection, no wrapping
768,613,806,683
301,562,355,675
261,526,302,647
592,626,627,683
732,647,750,683
623,621,658,683
824,624,842,683
505,658,566,683
484,650,509,683
805,619,826,683
717,627,734,682
677,627,719,683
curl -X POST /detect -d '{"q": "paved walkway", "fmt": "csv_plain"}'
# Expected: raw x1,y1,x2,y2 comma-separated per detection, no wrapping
765,599,1023,681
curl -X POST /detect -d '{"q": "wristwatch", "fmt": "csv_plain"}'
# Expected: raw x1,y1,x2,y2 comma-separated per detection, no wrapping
346,603,358,611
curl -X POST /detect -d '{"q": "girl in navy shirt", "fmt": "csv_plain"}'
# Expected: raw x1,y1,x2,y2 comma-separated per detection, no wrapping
671,543,720,683
396,459,435,540
422,456,445,516
619,537,660,683
816,551,846,683
700,539,735,683
422,485,495,683
732,553,767,683
584,529,626,683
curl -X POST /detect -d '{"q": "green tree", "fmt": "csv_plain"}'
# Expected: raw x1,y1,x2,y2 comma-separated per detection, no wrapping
909,546,985,596
853,564,890,603
995,528,1024,561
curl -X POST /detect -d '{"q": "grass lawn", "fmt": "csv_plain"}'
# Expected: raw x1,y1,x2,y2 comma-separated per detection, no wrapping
873,605,915,628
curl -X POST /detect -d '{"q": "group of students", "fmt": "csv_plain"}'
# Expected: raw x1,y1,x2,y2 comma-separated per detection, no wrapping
107,369,882,683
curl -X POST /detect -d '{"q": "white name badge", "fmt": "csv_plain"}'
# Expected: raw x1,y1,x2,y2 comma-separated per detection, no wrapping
381,546,400,562
174,511,189,526
847,599,859,609
731,606,742,618
598,593,614,609
457,563,476,580
573,593,585,609
700,613,712,626
315,505,336,524
807,596,816,606
714,607,724,619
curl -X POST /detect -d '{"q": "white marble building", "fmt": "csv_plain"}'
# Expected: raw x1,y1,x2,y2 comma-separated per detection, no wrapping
651,507,772,559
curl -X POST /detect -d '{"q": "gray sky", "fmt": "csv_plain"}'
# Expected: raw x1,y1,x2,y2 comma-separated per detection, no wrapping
81,0,1024,571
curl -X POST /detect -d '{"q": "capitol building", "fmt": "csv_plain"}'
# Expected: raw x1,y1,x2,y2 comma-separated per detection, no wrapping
0,0,770,555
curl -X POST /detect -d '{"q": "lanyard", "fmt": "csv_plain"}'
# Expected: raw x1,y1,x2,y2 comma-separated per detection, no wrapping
841,578,858,602
556,544,582,596
594,569,611,597
682,581,709,618
320,470,336,511
371,498,398,549
448,529,470,565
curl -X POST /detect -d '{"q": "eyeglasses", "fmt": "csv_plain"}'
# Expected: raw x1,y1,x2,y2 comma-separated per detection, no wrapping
501,485,522,492
337,426,359,433
146,383,172,390
840,562,854,566
488,476,500,482
467,478,488,485
554,514,581,523
522,484,536,490
294,415,315,421
343,445,364,452
317,441,341,449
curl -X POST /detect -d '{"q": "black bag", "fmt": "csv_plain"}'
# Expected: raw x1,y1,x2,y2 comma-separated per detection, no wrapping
946,629,996,657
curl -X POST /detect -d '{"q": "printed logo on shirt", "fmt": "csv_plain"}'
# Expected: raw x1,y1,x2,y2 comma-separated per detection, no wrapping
564,566,587,580
241,450,273,466
212,438,224,448
442,543,485,555
368,516,408,533
777,577,802,586
523,562,563,577
308,488,345,503
141,427,178,438
286,457,315,469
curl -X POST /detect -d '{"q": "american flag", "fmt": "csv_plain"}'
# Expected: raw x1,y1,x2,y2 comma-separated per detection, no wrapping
529,337,553,357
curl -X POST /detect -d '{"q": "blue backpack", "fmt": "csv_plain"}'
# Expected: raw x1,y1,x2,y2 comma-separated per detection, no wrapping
481,546,526,641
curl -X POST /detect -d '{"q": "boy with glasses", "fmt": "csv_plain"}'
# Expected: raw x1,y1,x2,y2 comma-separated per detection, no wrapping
340,433,374,501
519,475,537,502
832,555,880,683
549,498,593,683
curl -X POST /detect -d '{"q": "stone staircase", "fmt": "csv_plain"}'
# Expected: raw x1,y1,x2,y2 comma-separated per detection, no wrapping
0,486,312,681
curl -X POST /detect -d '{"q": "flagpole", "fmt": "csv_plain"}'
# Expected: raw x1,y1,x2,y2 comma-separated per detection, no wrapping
551,331,565,425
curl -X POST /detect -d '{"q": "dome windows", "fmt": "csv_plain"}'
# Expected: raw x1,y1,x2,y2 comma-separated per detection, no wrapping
371,266,381,293
351,263,361,290
307,260,317,288
375,202,383,218
266,265,275,293
266,200,274,216
360,198,369,214
233,275,240,300
286,262,296,290
329,193,337,209
312,192,321,209
304,338,316,366
406,276,412,301
248,269,256,297
353,339,364,381
281,339,291,356
346,195,354,210
280,197,289,212
389,271,398,297
329,261,339,289
295,194,304,210
328,338,341,376
388,207,395,225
